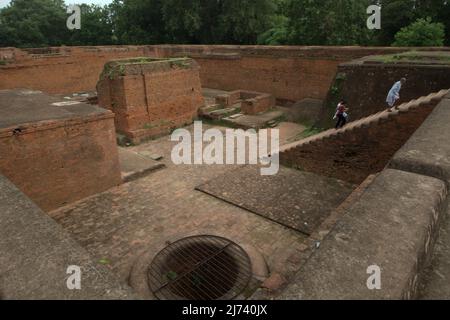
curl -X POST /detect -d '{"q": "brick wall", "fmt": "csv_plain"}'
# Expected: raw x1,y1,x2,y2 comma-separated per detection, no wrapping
0,113,122,211
0,46,146,94
97,58,204,143
147,45,447,103
1,45,427,100
280,96,443,184
318,62,450,128
1,45,448,105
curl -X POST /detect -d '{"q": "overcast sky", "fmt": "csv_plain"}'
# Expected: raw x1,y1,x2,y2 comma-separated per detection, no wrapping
0,0,113,8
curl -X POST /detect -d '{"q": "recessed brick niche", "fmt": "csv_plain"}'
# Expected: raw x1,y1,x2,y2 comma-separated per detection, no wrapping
215,90,275,115
97,57,204,144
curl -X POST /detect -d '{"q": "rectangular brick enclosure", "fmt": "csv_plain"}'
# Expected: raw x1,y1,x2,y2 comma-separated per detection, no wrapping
215,90,275,115
97,57,204,144
0,89,122,211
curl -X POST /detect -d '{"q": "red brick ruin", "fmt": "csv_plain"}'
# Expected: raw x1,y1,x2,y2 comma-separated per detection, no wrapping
96,57,204,143
215,90,275,115
1,45,450,301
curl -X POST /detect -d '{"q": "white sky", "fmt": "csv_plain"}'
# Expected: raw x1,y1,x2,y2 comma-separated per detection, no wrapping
0,0,113,8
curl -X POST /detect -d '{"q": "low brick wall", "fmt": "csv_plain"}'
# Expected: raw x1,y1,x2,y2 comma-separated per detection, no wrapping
97,57,204,144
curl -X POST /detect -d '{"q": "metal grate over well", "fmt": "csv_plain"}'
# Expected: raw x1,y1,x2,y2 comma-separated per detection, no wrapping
148,235,252,300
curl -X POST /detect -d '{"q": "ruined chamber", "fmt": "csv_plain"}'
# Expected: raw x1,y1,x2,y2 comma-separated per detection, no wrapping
97,57,205,144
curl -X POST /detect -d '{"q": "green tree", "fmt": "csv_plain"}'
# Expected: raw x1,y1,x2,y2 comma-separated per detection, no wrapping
377,0,416,45
434,1,450,45
0,0,69,47
159,0,276,44
392,17,445,46
114,0,278,45
217,0,276,44
110,0,167,44
68,4,115,46
286,0,373,45
161,0,202,43
377,0,450,45
1,0,449,48
257,15,289,45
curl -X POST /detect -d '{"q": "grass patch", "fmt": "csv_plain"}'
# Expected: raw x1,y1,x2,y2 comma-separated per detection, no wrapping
100,57,192,80
300,126,324,138
371,51,450,64
200,117,241,129
143,119,173,130
289,125,324,142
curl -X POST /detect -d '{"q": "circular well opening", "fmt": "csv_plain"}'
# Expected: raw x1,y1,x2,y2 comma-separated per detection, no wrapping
147,235,252,300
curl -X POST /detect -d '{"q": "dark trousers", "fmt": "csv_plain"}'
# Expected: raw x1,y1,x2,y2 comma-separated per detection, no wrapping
335,114,347,129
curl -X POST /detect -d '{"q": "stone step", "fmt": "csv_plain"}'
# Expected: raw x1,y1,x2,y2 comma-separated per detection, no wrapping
198,104,222,116
207,107,241,120
118,148,165,183
266,120,279,128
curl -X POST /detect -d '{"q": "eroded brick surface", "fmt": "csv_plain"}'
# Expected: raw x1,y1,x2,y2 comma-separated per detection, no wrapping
0,90,122,212
97,58,204,143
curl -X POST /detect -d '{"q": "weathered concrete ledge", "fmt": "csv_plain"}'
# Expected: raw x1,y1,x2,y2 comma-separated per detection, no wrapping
279,169,447,300
0,174,136,299
390,96,450,185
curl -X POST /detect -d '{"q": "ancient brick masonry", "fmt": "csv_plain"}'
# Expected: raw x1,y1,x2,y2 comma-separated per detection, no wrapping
1,46,423,103
0,89,122,212
280,90,450,184
318,56,450,128
97,57,204,144
215,90,275,115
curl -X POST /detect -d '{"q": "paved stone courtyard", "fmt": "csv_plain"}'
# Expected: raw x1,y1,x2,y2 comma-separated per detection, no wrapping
197,165,354,235
50,124,312,296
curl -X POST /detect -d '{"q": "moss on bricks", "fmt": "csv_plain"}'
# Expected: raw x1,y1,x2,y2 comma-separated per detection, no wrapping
100,57,193,80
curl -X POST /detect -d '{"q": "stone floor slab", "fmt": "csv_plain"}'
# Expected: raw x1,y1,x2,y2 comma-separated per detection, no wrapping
118,147,165,182
196,165,354,235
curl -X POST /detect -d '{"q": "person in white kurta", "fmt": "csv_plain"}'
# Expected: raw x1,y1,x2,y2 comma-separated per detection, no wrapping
386,78,406,111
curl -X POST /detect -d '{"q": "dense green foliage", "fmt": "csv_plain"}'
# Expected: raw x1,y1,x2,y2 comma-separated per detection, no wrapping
393,17,445,46
0,0,68,47
0,0,448,48
287,0,374,45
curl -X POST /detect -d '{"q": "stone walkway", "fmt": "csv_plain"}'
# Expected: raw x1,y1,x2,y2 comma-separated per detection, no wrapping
50,124,310,297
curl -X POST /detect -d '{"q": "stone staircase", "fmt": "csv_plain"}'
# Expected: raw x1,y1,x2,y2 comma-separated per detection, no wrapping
280,89,450,154
199,103,242,120
278,89,450,184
